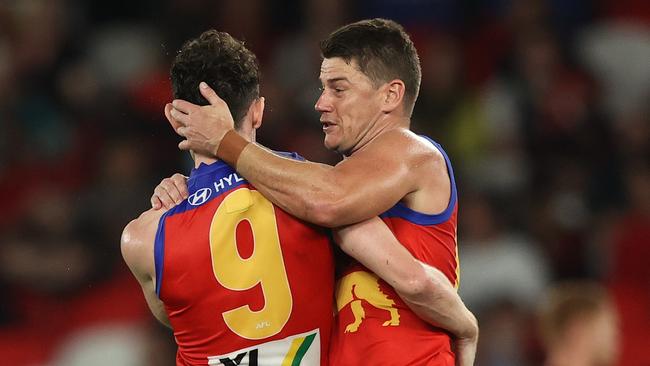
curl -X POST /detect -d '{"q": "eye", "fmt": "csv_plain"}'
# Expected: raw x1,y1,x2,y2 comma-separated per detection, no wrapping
334,88,345,93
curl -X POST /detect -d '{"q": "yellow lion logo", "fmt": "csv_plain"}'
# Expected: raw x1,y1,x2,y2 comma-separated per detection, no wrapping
335,271,400,333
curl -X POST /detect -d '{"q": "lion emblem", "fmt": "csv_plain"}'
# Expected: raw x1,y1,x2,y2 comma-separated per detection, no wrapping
335,271,400,333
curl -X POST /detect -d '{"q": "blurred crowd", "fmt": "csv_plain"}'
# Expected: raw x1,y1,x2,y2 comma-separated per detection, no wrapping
0,0,648,365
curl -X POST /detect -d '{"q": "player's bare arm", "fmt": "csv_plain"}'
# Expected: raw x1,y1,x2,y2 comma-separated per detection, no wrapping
170,84,449,228
149,176,476,365
121,209,171,328
333,218,478,366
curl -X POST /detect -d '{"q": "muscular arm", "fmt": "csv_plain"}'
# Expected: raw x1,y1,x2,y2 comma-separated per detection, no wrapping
147,174,476,362
334,218,477,339
233,137,414,227
121,211,171,328
169,86,418,228
146,176,472,335
334,218,478,366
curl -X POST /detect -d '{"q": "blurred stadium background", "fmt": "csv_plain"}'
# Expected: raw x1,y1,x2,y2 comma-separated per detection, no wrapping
0,0,648,365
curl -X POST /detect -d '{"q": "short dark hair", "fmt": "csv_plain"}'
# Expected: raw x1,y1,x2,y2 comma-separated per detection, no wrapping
171,30,260,128
320,18,422,115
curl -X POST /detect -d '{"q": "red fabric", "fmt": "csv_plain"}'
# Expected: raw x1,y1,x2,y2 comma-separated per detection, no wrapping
160,183,334,365
330,206,459,366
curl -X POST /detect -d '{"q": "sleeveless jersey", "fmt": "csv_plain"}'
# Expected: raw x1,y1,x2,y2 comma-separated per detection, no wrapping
330,137,459,366
154,156,334,366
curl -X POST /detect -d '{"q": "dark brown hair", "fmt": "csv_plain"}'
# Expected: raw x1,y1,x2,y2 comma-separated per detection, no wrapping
171,30,260,128
320,18,422,115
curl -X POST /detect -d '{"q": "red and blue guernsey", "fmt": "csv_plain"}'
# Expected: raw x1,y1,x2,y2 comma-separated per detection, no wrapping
330,137,460,366
154,153,334,366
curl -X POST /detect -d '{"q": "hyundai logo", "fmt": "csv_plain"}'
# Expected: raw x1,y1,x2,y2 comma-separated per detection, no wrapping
188,187,212,206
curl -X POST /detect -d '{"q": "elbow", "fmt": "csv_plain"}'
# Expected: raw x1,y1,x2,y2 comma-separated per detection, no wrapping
301,173,354,227
398,270,447,303
121,217,141,243
120,220,136,253
398,273,436,301
458,308,479,340
468,311,479,339
120,217,144,259
305,194,347,228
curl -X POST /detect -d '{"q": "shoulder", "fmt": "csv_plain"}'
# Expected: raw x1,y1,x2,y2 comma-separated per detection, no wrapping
375,129,452,212
121,208,164,279
370,128,447,172
122,209,164,246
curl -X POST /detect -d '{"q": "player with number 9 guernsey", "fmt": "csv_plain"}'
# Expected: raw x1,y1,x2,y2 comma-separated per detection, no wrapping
121,30,334,366
157,156,333,365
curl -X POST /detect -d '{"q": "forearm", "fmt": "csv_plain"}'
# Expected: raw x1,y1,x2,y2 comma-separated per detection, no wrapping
234,143,342,226
335,218,424,289
402,263,478,366
335,218,477,339
397,262,477,340
216,131,411,226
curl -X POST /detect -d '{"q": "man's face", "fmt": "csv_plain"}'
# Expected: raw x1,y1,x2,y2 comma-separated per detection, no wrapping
315,57,384,155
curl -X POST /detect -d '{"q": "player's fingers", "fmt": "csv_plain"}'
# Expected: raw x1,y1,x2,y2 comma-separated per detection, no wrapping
151,195,163,210
157,178,183,205
153,185,176,210
165,103,184,130
170,108,190,125
171,173,190,199
172,99,199,114
199,81,224,106
178,139,192,151
161,179,184,204
176,126,189,137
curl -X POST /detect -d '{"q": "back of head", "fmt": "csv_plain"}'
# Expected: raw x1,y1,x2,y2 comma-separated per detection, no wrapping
319,18,422,116
171,30,260,129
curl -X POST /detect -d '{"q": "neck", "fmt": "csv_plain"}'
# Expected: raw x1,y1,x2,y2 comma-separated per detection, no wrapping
345,114,410,156
193,153,218,168
192,128,253,168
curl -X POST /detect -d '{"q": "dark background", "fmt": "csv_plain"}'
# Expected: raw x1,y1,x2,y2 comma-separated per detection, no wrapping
0,0,648,365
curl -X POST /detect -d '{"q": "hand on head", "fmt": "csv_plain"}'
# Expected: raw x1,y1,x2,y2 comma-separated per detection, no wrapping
164,82,236,156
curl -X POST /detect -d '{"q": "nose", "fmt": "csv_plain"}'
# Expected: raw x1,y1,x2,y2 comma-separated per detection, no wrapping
315,91,332,113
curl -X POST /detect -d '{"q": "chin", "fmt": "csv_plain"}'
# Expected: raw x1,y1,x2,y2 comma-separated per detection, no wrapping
323,137,338,152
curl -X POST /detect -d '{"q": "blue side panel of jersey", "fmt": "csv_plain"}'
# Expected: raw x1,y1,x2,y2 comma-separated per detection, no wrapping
154,210,172,297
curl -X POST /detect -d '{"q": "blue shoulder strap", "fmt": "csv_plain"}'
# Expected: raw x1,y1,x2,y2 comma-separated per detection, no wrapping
380,136,457,225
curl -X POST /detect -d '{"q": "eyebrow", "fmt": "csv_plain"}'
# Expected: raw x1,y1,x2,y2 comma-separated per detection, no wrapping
320,77,350,86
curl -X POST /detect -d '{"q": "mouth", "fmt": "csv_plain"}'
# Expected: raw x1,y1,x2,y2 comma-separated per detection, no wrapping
321,120,336,132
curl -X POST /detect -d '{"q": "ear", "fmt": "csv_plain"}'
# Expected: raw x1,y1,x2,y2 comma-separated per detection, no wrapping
381,80,406,114
250,97,265,130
